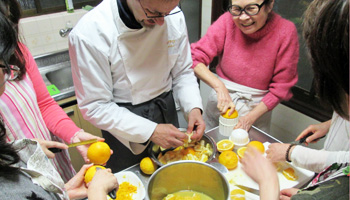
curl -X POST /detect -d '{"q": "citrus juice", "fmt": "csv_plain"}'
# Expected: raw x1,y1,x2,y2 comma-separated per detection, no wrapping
163,190,214,200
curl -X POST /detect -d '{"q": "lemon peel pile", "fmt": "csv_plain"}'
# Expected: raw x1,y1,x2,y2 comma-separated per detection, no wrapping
158,139,213,165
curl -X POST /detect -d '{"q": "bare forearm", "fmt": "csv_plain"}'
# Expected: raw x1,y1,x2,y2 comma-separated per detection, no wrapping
246,102,269,123
193,63,225,91
259,178,280,200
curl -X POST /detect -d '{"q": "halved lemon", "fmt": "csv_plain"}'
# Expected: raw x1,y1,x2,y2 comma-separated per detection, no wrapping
282,167,298,181
237,147,247,160
217,139,235,152
230,189,245,200
222,108,239,119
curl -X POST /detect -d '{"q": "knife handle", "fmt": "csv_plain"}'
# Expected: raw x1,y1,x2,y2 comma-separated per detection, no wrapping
299,132,326,144
108,189,116,199
48,147,62,153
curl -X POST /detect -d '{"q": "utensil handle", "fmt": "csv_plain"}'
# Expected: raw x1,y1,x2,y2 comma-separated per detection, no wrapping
48,147,62,153
108,189,116,199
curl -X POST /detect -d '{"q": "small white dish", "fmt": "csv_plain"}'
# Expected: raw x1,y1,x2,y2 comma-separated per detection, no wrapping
113,171,146,199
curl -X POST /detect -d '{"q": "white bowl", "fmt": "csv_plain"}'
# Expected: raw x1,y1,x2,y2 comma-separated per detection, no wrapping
229,129,249,149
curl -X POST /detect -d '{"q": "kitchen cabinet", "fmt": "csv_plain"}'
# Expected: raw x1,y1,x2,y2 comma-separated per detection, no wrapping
58,96,102,171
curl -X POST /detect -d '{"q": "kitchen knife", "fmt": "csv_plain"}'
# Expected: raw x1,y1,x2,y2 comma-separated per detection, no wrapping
49,139,99,153
290,132,325,145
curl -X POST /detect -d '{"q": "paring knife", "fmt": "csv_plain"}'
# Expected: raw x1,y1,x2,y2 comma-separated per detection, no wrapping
290,132,325,145
48,139,99,153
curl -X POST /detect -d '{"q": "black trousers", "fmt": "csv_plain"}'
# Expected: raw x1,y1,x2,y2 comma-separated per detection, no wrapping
102,91,179,172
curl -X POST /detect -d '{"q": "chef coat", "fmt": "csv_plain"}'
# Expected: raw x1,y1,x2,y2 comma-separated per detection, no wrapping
68,0,202,153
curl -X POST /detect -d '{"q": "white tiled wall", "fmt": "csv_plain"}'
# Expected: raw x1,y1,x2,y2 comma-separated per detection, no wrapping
19,9,88,56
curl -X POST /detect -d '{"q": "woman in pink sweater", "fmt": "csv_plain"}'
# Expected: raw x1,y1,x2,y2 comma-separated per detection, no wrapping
191,0,299,132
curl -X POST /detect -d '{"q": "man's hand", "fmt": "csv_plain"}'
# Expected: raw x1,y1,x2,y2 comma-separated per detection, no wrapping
187,108,205,141
150,124,187,149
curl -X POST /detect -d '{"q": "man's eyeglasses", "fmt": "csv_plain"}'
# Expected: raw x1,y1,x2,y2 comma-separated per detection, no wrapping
0,62,19,87
228,0,266,16
139,0,181,19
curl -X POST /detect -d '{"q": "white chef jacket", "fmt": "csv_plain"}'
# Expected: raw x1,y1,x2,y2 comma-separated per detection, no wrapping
68,0,203,153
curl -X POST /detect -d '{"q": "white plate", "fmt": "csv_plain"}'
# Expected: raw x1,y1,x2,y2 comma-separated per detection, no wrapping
225,142,314,192
112,171,146,200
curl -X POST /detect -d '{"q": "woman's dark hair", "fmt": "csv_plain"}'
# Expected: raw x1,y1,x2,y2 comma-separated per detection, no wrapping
303,0,349,119
0,5,20,176
0,120,20,176
0,0,26,80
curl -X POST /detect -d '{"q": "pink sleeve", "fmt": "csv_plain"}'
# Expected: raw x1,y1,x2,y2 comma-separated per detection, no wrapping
262,23,299,110
191,12,230,68
21,44,80,143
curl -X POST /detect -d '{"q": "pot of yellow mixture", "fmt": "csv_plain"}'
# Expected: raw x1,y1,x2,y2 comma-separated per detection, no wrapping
147,160,230,200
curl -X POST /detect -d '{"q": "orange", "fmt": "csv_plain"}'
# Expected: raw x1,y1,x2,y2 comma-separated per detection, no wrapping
237,147,247,160
247,141,265,153
282,167,298,181
217,139,235,152
184,147,196,155
230,189,245,200
222,109,238,119
87,141,111,165
84,165,106,183
140,157,158,175
218,151,238,170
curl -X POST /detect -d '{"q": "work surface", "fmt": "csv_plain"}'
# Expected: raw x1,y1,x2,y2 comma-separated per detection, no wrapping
119,126,314,200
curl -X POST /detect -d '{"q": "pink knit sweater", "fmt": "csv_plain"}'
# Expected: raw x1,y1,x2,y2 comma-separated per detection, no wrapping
191,12,299,110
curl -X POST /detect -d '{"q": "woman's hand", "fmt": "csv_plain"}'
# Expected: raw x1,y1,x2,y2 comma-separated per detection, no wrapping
214,83,235,115
65,164,92,199
71,130,111,163
295,120,331,145
241,147,279,200
280,188,299,200
87,168,119,200
33,138,68,159
266,143,295,163
234,115,254,131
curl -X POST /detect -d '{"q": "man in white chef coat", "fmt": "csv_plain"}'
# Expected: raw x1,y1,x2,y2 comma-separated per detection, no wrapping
68,0,205,171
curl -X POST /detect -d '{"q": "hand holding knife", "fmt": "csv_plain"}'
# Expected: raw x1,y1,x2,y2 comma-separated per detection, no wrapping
290,132,325,145
49,139,98,153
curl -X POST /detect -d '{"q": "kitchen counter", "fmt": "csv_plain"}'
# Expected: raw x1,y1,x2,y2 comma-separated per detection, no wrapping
121,126,282,200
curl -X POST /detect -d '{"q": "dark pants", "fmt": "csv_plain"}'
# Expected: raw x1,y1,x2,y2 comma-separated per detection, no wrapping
102,91,179,172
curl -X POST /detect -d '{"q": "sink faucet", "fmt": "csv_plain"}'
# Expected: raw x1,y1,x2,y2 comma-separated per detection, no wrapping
59,21,73,37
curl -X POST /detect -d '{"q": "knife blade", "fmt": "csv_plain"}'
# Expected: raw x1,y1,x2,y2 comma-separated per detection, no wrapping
49,139,99,153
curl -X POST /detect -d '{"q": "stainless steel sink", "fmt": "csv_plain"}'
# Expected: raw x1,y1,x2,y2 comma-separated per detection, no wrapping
36,51,75,101
45,67,74,90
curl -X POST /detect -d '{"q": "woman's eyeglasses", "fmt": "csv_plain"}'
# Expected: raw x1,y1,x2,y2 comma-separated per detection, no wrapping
0,62,19,87
228,0,266,16
139,0,181,19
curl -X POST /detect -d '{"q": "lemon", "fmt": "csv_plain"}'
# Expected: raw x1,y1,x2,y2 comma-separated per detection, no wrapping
237,147,247,160
247,141,265,153
282,167,298,181
222,109,238,119
140,157,158,175
84,165,106,183
87,141,111,165
230,189,245,200
218,151,238,170
217,139,234,152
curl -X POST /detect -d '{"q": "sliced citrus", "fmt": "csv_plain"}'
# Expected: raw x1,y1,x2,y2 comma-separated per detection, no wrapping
237,147,247,160
84,165,106,183
140,157,158,175
217,139,235,152
218,150,238,170
222,108,239,119
87,141,111,165
230,189,245,200
282,167,298,181
247,141,265,153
